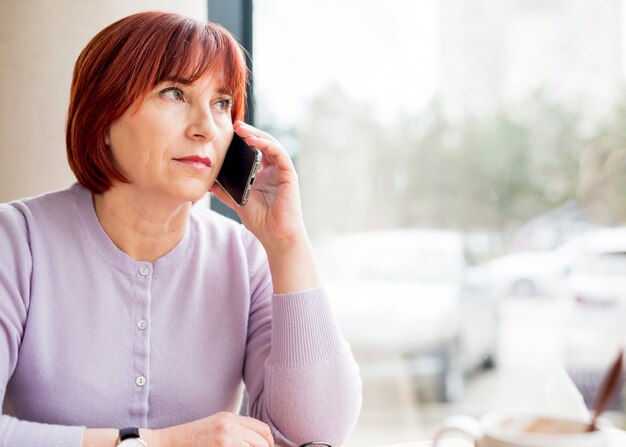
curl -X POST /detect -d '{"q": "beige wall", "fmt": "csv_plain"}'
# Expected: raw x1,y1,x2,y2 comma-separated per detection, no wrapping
0,0,208,202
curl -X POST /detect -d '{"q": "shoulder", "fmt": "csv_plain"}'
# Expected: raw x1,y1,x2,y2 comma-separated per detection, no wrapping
0,201,34,287
2,184,78,223
0,202,28,240
0,184,80,248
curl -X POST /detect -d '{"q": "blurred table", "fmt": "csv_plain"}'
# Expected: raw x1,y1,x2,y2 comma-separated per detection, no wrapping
378,439,471,447
378,427,626,446
607,427,626,445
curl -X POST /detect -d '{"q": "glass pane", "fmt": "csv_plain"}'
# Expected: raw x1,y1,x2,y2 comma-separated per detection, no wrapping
254,0,626,445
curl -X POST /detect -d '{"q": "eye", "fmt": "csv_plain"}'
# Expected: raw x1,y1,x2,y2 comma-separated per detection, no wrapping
212,98,233,113
160,87,185,101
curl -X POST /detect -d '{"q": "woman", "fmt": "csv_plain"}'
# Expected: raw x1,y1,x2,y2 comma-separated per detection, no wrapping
0,11,361,447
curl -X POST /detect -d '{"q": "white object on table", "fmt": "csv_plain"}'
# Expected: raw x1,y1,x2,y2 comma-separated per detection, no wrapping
377,439,472,447
544,362,590,420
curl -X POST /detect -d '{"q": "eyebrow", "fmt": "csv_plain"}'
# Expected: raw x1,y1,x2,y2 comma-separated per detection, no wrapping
164,76,192,85
162,77,233,96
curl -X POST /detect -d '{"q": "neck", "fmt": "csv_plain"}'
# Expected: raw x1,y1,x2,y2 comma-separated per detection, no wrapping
93,185,191,262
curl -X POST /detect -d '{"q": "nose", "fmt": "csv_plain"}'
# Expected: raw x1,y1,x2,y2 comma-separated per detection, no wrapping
187,105,218,141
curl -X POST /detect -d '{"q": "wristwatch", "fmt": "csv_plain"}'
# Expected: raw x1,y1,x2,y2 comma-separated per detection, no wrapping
117,427,148,446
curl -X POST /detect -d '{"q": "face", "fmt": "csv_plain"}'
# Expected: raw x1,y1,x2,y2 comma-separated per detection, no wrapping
106,71,234,203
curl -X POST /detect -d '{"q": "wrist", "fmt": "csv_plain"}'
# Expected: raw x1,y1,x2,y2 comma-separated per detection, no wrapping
262,227,309,257
138,429,154,447
265,236,321,294
140,428,167,447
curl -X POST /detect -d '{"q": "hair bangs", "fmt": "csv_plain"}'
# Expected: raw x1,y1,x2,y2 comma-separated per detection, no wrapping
156,22,248,121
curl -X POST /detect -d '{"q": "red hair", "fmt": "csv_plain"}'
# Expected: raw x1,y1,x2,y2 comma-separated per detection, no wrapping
66,11,248,193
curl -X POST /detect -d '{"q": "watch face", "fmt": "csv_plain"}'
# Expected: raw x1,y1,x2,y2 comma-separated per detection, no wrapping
118,439,147,447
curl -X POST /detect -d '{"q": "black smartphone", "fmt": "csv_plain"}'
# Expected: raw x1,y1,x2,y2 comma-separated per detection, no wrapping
216,133,262,206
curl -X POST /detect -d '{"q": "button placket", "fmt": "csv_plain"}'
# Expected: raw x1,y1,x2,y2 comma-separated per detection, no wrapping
131,262,152,425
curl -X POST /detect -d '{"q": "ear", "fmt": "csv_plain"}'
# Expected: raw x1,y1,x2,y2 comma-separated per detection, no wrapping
105,128,111,146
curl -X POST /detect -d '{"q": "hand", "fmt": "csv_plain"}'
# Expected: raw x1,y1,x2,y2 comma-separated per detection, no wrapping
210,122,320,293
210,121,307,249
154,412,274,447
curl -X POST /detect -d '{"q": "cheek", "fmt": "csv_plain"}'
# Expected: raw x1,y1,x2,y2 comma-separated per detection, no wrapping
108,121,157,176
111,113,167,155
109,126,138,165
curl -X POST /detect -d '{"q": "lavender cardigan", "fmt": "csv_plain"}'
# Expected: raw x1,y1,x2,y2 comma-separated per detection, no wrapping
0,184,361,447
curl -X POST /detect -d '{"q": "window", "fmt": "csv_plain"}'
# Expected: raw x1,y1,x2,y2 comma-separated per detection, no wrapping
253,0,626,444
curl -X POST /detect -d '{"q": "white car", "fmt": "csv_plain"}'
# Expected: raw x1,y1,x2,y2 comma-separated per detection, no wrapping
481,227,605,298
561,227,626,410
482,250,571,297
315,229,499,402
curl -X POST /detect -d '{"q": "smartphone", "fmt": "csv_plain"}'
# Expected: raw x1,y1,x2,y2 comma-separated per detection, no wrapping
216,133,262,206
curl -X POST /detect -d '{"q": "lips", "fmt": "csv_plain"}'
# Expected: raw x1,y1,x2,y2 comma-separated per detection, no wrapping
173,155,212,169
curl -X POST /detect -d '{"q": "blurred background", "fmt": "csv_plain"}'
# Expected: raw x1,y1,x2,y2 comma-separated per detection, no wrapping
3,0,626,445
252,0,626,444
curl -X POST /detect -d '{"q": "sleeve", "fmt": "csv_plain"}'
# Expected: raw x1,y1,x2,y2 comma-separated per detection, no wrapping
0,204,85,447
241,230,362,447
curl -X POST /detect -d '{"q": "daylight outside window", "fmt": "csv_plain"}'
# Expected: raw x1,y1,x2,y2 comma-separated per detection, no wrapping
254,0,626,445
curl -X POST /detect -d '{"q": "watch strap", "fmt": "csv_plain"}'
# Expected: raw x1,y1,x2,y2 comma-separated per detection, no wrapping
119,427,141,441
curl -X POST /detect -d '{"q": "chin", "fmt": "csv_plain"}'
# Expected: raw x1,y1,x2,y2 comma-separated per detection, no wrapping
179,188,209,204
168,180,211,204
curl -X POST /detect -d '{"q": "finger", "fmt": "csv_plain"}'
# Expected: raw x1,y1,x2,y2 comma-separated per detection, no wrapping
239,416,274,447
244,135,293,171
242,429,272,447
234,121,276,142
232,122,293,170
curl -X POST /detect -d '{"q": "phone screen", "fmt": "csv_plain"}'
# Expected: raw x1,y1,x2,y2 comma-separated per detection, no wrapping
216,133,262,206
